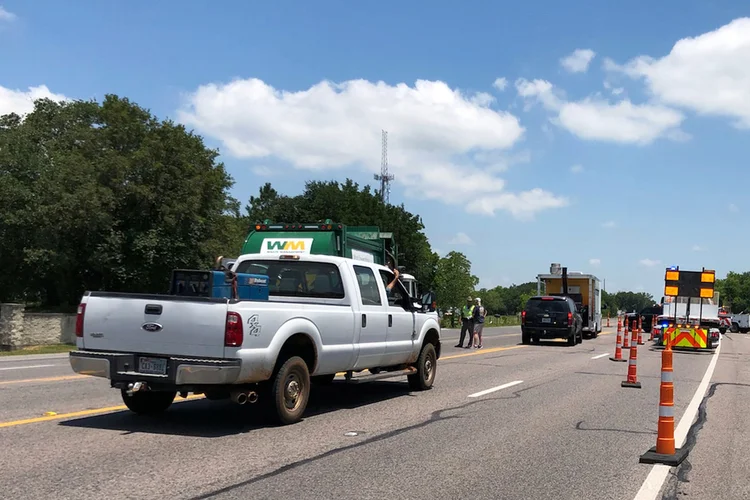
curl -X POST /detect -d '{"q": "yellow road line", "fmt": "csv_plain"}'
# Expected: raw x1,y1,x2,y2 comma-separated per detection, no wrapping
0,394,205,429
0,375,88,386
441,344,528,360
1,333,616,428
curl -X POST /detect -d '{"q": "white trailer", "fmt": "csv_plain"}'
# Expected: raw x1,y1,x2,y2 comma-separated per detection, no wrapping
536,266,602,337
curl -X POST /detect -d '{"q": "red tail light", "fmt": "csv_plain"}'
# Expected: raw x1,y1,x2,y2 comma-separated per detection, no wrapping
75,303,86,338
224,311,243,347
521,310,526,324
567,312,573,326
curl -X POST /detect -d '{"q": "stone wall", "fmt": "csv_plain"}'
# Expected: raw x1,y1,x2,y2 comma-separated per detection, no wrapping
0,303,76,350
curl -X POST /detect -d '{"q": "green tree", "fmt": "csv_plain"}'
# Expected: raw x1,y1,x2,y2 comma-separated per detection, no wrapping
474,287,505,315
716,271,750,312
244,179,437,289
0,95,239,308
602,290,618,314
611,291,656,313
433,251,479,312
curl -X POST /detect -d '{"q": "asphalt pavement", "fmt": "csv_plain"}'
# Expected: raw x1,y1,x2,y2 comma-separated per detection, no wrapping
0,326,743,499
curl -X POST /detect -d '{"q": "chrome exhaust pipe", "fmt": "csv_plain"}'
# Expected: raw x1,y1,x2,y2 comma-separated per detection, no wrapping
247,391,258,404
230,391,248,405
126,382,147,396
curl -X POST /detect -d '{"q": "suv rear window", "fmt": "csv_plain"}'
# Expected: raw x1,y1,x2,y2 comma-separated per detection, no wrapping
525,298,569,314
233,260,345,299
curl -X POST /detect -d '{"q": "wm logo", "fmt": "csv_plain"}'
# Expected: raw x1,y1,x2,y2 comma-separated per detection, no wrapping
267,240,306,251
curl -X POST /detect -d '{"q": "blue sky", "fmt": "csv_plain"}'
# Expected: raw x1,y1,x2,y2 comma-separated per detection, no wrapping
2,1,749,299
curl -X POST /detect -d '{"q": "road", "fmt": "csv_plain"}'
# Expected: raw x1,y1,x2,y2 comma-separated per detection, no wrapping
0,326,745,500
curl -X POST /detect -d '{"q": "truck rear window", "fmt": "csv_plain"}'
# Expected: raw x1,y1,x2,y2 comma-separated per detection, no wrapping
525,299,568,313
233,260,345,299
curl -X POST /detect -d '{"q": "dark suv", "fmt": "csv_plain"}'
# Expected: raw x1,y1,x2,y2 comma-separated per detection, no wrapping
521,295,583,346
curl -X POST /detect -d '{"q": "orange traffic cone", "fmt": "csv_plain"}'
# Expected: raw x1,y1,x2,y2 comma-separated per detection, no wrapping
637,316,644,345
622,318,630,349
622,321,642,389
649,316,656,341
606,312,611,328
639,333,689,465
610,316,626,362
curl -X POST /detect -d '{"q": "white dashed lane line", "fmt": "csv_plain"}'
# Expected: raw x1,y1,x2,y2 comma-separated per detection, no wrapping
468,380,524,398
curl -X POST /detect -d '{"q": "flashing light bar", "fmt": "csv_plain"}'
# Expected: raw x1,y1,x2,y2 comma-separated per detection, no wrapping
253,222,344,231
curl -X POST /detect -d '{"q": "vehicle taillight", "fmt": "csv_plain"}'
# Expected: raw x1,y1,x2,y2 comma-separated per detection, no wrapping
75,303,86,338
224,311,243,347
521,311,526,324
567,312,573,326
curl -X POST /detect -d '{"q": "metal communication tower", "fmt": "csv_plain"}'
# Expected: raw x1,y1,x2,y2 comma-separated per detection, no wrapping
373,129,394,204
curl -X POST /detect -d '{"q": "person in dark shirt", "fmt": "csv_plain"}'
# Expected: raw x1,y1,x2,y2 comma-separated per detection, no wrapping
472,297,487,349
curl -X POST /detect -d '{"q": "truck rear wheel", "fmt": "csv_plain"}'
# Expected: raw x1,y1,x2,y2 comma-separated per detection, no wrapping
408,343,437,391
270,356,310,425
120,389,176,415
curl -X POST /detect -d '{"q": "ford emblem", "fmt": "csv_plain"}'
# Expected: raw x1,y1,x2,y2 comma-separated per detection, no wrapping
141,322,163,332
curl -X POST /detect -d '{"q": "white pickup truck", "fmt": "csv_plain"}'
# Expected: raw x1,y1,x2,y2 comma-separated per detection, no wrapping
69,253,441,425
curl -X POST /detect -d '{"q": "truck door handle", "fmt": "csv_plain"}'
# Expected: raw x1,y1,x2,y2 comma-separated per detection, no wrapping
388,314,393,327
362,314,367,328
145,304,162,315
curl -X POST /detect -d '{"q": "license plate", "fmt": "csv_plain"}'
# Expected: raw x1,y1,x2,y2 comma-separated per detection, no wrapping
138,357,167,375
541,318,552,323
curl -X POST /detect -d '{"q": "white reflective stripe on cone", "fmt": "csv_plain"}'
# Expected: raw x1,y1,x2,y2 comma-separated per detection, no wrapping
661,370,673,382
659,404,675,417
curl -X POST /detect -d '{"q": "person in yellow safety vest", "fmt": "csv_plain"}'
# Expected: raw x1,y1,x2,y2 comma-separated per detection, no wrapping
455,296,476,349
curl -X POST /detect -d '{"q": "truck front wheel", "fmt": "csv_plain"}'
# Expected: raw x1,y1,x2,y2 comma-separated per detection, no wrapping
120,389,176,415
408,343,437,391
270,356,311,425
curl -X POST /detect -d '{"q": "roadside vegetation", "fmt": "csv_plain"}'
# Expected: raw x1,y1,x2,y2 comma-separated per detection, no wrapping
2,95,744,323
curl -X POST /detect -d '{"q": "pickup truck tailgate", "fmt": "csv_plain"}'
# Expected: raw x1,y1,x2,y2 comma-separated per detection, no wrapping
82,294,228,358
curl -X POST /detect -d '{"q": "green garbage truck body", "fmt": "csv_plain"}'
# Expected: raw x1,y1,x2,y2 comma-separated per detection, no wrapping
240,220,398,267
238,220,420,298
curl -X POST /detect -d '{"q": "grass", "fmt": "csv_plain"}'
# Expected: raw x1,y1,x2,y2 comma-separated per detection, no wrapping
440,315,521,329
0,344,76,356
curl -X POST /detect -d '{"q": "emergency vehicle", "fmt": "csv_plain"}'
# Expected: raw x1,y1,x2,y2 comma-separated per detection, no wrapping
653,296,721,350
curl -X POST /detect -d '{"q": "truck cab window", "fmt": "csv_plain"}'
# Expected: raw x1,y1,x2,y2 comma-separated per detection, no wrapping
353,265,382,306
233,260,344,299
378,270,409,309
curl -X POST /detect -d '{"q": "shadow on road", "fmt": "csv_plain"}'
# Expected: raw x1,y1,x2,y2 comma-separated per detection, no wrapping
58,380,413,438
516,341,576,348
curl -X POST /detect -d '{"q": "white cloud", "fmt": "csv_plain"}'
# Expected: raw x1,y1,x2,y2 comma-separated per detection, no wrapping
602,220,616,228
611,87,624,96
449,232,474,245
251,165,275,177
589,258,601,266
692,245,703,251
0,85,69,117
639,258,661,267
605,17,750,128
493,77,508,92
0,6,16,22
570,164,584,174
561,49,596,73
729,203,739,213
515,78,686,144
178,77,569,218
